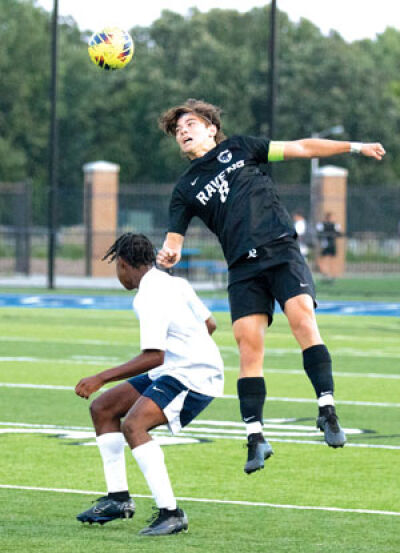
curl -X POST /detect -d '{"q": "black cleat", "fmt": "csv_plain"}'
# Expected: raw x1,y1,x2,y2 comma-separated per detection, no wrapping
244,434,273,474
77,495,135,525
317,405,347,448
139,507,188,536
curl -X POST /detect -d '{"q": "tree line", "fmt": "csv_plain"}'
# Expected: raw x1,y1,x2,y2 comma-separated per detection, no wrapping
2,0,400,225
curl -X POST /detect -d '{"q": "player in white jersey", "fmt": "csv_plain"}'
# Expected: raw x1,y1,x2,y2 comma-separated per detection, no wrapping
75,233,223,536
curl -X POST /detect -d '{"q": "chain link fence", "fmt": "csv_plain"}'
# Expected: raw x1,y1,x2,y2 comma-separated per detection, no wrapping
1,181,399,282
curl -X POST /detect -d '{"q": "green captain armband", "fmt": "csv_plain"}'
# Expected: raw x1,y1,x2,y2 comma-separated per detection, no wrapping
268,141,285,162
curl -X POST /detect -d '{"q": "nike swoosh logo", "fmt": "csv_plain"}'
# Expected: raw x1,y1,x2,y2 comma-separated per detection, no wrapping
190,177,199,186
300,283,309,287
153,386,165,394
243,416,255,422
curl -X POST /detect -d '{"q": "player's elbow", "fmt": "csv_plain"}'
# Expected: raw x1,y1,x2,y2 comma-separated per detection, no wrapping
154,350,165,366
144,349,165,367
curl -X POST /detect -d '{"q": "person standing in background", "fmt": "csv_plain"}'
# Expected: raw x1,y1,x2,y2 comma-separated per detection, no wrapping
316,212,343,280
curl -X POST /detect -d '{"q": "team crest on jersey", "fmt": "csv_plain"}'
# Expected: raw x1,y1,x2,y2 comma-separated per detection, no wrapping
217,149,232,163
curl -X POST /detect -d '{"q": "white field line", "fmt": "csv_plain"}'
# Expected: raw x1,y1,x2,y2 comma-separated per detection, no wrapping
3,332,400,345
2,353,400,381
0,421,93,430
0,335,116,344
222,347,400,359
0,484,399,517
0,357,117,365
176,433,400,450
3,339,400,359
245,334,400,344
0,419,363,436
0,383,75,390
1,421,400,450
222,393,400,408
0,382,399,408
225,366,400,380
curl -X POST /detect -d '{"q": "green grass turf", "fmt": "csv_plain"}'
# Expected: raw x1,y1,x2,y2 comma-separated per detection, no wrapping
314,276,400,301
2,489,399,553
0,306,399,551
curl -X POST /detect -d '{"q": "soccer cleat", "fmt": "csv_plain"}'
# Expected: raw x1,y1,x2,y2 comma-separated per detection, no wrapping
76,495,135,525
244,435,274,474
317,405,347,448
139,507,188,536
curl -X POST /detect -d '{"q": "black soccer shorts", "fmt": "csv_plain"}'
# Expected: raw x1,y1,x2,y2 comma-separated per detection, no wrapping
228,238,316,325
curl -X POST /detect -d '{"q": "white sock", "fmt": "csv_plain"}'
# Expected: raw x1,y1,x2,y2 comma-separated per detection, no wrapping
132,440,176,510
245,421,263,437
318,393,335,407
96,432,128,493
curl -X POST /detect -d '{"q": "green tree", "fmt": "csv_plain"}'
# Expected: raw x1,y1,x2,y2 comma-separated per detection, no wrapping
2,1,400,230
0,0,50,184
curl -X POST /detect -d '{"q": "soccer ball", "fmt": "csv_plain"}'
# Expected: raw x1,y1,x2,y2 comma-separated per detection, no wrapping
88,27,134,70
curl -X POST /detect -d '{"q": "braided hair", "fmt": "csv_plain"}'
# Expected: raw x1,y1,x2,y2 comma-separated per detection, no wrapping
103,233,156,268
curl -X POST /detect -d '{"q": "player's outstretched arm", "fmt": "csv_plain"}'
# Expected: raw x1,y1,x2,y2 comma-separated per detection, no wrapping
270,139,386,161
75,349,164,399
156,232,184,268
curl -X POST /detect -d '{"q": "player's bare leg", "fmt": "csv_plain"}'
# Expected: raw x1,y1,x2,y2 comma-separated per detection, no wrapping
122,397,188,535
90,381,141,435
284,294,346,447
233,314,273,473
77,382,139,525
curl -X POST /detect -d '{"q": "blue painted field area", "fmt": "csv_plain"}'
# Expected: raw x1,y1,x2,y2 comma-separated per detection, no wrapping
0,293,399,317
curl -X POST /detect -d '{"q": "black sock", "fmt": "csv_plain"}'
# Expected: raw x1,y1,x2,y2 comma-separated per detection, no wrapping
108,491,130,502
303,344,334,398
237,377,266,424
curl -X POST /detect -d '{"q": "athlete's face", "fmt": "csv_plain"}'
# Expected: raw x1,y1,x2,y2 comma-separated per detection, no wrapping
175,113,217,159
116,257,139,290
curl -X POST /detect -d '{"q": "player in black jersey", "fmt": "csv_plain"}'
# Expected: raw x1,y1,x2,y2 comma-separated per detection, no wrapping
156,99,385,474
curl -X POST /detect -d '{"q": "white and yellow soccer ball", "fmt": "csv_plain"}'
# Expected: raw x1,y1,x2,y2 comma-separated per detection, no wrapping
88,27,134,70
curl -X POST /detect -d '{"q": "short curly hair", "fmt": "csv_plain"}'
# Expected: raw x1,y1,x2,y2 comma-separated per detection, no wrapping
103,233,156,268
159,98,226,144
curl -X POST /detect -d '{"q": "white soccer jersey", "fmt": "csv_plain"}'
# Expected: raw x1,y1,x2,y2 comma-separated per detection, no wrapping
133,267,224,397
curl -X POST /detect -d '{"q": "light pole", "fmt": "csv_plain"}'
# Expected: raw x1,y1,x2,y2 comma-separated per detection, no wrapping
309,125,344,230
47,0,59,289
268,0,277,179
268,0,277,140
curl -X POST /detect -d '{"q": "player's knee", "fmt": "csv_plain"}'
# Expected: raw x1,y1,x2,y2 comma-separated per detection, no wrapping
89,396,113,425
121,416,139,441
235,326,263,351
89,397,103,422
240,339,263,357
290,315,315,339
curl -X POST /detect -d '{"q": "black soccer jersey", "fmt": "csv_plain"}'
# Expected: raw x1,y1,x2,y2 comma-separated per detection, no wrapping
168,135,296,267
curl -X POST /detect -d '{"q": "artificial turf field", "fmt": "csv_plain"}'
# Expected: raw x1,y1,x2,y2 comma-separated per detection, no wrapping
0,305,399,552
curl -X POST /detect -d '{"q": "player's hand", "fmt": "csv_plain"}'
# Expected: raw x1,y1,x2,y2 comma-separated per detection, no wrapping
156,246,181,268
205,315,217,335
361,143,386,160
75,375,104,399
